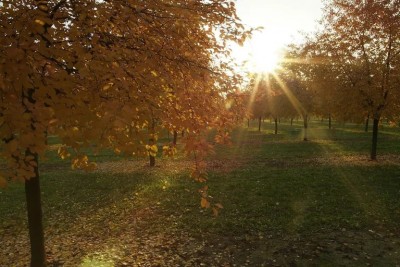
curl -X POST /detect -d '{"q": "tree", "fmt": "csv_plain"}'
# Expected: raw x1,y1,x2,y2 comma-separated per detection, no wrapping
0,1,250,266
247,75,269,131
276,52,315,141
311,0,400,159
264,73,298,134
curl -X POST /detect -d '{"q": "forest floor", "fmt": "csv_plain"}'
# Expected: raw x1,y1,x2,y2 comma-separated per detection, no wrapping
1,120,400,266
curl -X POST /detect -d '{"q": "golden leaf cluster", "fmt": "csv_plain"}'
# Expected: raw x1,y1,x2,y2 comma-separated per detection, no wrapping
0,0,251,185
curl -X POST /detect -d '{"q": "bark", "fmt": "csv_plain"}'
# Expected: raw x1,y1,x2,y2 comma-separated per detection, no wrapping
303,114,308,141
290,118,293,126
25,151,46,267
365,113,370,132
173,131,178,145
328,113,332,130
274,118,278,134
371,117,379,160
247,119,250,128
149,155,156,167
258,116,262,131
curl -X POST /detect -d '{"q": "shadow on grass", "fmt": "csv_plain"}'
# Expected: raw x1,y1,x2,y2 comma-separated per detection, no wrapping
1,123,400,266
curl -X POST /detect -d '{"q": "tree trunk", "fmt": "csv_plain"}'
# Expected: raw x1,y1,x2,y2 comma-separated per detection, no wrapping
303,114,308,141
371,117,379,160
258,116,262,131
25,151,46,267
274,118,278,134
290,118,293,126
149,155,156,167
328,113,332,130
173,131,178,145
181,130,185,137
365,113,370,132
247,119,250,128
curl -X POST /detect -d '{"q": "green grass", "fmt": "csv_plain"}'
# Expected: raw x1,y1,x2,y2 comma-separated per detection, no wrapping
1,119,400,266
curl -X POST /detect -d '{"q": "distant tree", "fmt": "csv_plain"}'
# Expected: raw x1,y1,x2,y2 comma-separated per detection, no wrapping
276,53,315,141
247,76,269,131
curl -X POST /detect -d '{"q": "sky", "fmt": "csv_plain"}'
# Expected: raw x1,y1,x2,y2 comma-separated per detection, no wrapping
232,0,324,72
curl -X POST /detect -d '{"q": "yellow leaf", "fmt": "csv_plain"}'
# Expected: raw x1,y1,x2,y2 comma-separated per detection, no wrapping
151,145,158,152
198,177,207,183
34,19,45,26
212,207,219,216
215,203,224,209
201,197,210,209
58,146,70,160
102,82,114,91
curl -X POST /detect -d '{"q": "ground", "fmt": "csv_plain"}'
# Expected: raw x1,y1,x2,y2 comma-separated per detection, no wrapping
1,120,400,266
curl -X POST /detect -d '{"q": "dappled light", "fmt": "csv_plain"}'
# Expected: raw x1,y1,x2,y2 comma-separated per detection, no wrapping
313,139,393,226
80,251,115,267
1,0,400,266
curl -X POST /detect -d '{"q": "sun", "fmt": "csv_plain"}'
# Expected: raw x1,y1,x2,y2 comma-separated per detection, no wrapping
233,31,284,74
246,47,282,73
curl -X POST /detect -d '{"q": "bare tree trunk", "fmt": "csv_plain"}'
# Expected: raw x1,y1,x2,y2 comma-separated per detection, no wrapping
328,113,332,130
25,151,46,267
371,116,379,160
290,118,293,126
303,114,308,141
173,131,178,145
258,116,262,131
365,113,370,132
149,155,156,166
247,118,250,128
274,117,278,134
149,118,157,167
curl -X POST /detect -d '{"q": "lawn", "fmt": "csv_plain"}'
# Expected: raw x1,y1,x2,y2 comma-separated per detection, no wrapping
1,119,400,266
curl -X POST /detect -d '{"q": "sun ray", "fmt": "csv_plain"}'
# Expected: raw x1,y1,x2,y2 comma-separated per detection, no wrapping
271,72,305,116
246,73,263,115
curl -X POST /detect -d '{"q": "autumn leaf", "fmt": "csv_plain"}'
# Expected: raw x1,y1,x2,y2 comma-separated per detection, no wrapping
200,197,210,209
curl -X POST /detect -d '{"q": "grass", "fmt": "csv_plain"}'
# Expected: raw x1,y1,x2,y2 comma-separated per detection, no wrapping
1,119,400,266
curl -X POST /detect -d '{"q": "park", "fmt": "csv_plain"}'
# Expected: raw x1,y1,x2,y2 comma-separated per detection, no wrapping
1,120,400,265
1,0,400,266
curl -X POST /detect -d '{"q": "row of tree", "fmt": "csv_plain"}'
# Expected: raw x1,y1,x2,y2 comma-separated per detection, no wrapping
244,0,400,160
